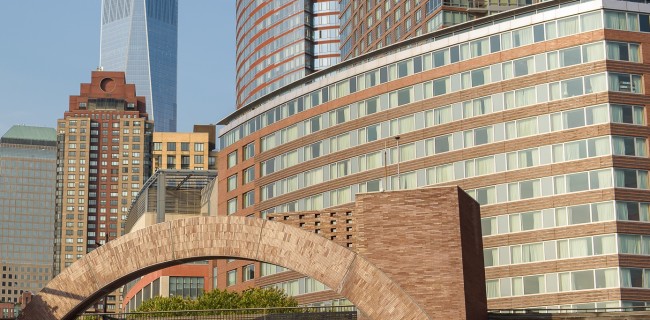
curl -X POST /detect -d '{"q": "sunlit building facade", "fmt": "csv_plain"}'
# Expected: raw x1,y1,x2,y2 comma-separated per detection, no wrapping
55,71,153,311
218,0,650,310
100,0,178,132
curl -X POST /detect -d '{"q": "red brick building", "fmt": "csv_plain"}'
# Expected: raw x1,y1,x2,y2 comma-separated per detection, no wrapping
56,71,153,311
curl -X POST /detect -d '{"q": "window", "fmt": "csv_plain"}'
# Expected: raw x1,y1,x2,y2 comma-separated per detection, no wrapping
194,155,204,164
181,142,189,151
611,105,644,125
227,175,237,192
153,142,162,151
243,166,255,184
607,42,640,62
615,169,648,189
227,151,238,168
169,277,204,299
227,270,237,286
244,142,255,160
194,143,204,152
243,264,255,281
243,190,254,208
167,142,176,151
227,198,237,215
181,156,190,169
609,73,642,93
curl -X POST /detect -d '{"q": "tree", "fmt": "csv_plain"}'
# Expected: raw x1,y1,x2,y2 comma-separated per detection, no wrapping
135,295,195,312
134,287,298,313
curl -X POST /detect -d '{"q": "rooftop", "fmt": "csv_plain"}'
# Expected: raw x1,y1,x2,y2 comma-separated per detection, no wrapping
1,125,56,147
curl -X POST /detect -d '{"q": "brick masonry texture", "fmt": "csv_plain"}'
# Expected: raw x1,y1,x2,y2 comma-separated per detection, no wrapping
22,187,484,320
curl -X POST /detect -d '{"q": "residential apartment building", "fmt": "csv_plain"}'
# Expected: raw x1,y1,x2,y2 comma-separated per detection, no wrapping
55,71,153,311
217,0,650,310
0,126,56,304
236,0,341,108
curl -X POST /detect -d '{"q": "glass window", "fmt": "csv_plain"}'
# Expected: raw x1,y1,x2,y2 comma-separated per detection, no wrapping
566,172,589,193
560,47,582,67
227,175,237,192
243,264,255,281
243,166,254,184
243,143,255,160
572,270,595,290
435,135,451,153
227,198,237,215
227,151,237,168
227,270,237,286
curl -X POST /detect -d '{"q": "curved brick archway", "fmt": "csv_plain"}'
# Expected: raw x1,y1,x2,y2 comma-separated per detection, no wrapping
21,216,430,320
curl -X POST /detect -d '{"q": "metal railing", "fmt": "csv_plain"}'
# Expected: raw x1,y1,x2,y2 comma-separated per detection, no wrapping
490,306,650,314
76,306,357,320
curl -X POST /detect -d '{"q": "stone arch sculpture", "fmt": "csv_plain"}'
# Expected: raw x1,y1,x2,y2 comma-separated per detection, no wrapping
21,216,430,320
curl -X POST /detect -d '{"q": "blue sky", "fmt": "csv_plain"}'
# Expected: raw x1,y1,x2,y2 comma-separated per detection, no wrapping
0,1,235,135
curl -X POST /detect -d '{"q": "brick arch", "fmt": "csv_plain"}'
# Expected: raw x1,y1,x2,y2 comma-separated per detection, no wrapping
21,216,430,320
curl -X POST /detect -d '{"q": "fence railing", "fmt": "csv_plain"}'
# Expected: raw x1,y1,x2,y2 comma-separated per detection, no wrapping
489,306,650,314
76,306,357,320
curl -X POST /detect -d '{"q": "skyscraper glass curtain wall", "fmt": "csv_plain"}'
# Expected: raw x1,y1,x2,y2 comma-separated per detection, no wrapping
100,0,178,132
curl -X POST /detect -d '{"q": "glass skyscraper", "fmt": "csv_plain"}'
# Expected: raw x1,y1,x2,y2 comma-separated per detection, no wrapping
100,0,178,132
0,125,56,303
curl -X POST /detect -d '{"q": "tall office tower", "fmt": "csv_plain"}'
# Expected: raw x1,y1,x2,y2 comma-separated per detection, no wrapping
0,126,56,304
236,0,341,108
55,71,153,311
100,0,178,132
339,0,537,60
218,0,650,310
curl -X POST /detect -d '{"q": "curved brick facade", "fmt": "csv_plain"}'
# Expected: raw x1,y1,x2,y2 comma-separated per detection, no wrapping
219,0,650,311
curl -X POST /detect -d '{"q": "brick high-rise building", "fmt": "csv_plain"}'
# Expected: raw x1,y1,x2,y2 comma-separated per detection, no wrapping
55,71,153,311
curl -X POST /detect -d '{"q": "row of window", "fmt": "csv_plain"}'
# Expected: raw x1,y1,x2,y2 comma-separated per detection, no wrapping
259,39,638,154
263,276,329,297
468,167,648,206
485,267,650,299
484,233,650,268
153,142,205,152
258,102,641,201
262,163,649,217
225,264,255,286
222,8,640,148
259,70,642,178
260,131,646,202
482,201,650,237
